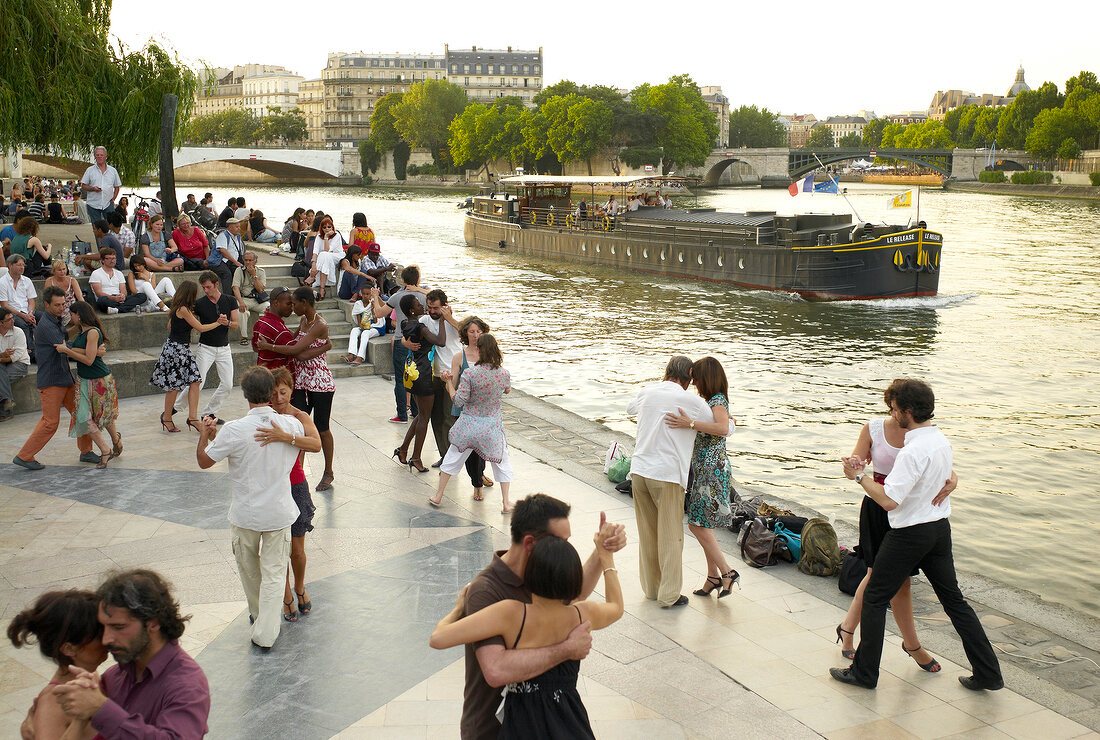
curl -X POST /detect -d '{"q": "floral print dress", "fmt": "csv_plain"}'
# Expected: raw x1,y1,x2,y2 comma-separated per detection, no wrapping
686,393,735,529
447,364,510,464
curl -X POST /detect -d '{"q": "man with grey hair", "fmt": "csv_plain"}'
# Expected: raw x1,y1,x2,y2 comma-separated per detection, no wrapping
196,366,305,648
626,356,722,608
80,146,121,223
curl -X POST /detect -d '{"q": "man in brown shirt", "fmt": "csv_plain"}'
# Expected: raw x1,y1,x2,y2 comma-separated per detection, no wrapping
460,494,627,739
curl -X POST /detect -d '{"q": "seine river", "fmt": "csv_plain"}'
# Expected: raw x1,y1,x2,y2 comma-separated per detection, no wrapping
188,181,1100,619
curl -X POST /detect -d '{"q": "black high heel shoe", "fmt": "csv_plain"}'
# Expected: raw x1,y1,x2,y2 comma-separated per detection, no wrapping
902,643,942,673
718,569,741,598
392,448,408,465
836,624,856,660
409,459,428,473
693,575,722,597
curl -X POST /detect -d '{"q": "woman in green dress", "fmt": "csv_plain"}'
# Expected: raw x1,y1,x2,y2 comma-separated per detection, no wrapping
54,301,121,468
666,356,740,598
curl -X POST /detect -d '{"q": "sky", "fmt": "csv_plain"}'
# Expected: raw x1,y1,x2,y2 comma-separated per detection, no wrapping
108,0,1099,119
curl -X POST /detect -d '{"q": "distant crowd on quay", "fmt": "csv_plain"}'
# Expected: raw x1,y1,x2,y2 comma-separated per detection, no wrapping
3,147,1006,739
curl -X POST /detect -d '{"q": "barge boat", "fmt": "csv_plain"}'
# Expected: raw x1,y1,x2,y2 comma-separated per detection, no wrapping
462,175,942,301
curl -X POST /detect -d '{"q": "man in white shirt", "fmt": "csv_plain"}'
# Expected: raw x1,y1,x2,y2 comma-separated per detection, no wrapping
89,250,144,314
417,289,463,467
80,146,121,223
196,366,305,648
0,307,31,419
147,191,163,218
0,254,37,357
626,356,721,608
233,196,251,239
832,379,1003,692
211,219,245,295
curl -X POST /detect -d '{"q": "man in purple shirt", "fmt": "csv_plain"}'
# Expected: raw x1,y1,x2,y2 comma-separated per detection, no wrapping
51,570,211,739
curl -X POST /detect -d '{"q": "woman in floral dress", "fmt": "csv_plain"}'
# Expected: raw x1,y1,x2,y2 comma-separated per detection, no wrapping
55,302,120,468
429,333,513,513
666,356,740,597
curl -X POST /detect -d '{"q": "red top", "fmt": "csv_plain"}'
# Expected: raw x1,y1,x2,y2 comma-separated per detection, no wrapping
171,228,208,260
252,311,294,368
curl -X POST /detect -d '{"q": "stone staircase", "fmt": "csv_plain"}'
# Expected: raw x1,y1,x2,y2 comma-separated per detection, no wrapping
8,245,394,414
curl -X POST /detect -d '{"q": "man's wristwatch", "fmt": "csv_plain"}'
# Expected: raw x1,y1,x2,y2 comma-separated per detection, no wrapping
854,472,866,483
689,420,696,430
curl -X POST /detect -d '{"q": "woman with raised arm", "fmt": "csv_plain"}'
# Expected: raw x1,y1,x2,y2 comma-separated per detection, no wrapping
307,216,344,300
444,316,493,501
149,280,219,433
430,534,623,739
54,302,120,468
394,294,445,474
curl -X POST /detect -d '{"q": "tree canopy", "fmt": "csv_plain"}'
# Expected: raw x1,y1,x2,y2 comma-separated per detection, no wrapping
728,105,786,147
391,79,468,166
0,0,199,183
805,125,836,149
185,108,306,146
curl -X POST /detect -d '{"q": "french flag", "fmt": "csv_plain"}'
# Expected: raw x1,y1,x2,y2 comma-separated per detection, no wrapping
788,175,813,196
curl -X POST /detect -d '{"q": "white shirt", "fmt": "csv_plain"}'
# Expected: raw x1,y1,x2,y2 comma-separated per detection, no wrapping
204,407,305,531
89,268,125,296
883,425,953,528
146,200,162,217
627,381,716,488
0,274,36,314
419,314,462,374
233,207,250,225
215,231,243,263
0,325,30,364
604,200,619,216
80,164,121,211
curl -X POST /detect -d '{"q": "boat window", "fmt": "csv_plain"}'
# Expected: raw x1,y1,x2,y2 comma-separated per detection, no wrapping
581,243,586,252
717,255,723,267
610,245,616,255
626,247,631,257
678,252,684,263
595,245,601,253
738,258,745,270
643,248,648,258
660,250,665,260
494,203,503,215
697,254,703,265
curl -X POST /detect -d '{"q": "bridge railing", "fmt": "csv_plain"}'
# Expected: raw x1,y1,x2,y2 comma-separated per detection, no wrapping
178,141,339,150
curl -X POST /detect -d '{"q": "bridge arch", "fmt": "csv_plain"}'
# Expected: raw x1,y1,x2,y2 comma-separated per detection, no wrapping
702,157,759,187
174,158,339,182
788,148,952,178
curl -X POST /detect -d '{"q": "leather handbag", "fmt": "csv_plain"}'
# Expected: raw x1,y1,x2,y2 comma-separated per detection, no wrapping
738,517,783,568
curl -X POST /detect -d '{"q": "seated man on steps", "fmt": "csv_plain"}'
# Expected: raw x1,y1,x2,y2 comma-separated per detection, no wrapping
89,249,145,314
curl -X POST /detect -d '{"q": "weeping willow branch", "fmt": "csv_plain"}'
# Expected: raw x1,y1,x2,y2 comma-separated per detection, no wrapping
0,0,199,184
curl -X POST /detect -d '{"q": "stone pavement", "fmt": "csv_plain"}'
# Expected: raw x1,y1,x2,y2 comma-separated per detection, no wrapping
0,374,1097,739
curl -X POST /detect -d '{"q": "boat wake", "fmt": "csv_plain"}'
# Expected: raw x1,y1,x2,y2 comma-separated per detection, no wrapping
860,293,977,310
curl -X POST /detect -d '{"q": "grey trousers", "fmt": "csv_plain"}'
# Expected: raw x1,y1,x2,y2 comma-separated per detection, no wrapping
0,361,30,403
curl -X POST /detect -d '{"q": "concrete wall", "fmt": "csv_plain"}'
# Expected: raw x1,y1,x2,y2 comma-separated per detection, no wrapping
173,161,309,184
1,150,23,178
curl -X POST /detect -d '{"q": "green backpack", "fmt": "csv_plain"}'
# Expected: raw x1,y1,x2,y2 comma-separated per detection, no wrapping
797,518,843,577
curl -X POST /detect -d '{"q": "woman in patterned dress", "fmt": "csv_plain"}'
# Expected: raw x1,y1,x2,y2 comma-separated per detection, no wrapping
42,259,83,330
55,302,120,468
665,356,740,597
429,333,513,513
150,280,216,433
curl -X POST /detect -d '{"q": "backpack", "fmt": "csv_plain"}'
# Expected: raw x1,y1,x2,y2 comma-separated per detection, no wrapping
738,517,784,568
797,518,844,577
838,548,869,595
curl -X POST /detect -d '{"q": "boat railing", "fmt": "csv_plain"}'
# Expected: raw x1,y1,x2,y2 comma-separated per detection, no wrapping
519,206,618,231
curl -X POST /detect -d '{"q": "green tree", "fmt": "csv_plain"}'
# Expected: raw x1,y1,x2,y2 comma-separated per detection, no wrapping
365,93,409,178
1057,137,1081,159
1025,107,1081,158
391,79,468,166
630,74,718,172
996,81,1064,149
564,97,613,175
0,0,199,184
805,125,835,149
879,122,905,148
449,103,492,177
728,105,786,147
861,118,887,148
838,132,862,147
532,80,581,108
260,107,306,143
972,107,1002,148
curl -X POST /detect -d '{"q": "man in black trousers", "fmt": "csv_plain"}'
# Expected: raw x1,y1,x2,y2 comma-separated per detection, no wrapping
831,378,1003,692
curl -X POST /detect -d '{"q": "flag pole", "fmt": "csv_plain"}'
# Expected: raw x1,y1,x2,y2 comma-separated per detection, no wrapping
916,184,921,226
813,153,862,222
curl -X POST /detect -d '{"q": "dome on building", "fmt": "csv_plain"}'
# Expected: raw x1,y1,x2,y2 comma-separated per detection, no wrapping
1007,65,1030,97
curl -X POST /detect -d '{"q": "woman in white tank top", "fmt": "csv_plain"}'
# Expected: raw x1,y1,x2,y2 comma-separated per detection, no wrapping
836,393,957,674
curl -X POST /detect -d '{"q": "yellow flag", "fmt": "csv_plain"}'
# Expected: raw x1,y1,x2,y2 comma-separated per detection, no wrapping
888,190,913,208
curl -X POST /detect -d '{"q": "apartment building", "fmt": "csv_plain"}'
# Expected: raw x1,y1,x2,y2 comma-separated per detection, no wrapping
700,86,729,148
444,45,542,106
784,114,818,147
193,64,302,119
298,79,325,145
823,115,869,145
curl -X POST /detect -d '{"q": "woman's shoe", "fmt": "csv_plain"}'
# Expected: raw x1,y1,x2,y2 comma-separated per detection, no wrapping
282,599,298,622
693,575,722,597
186,418,201,433
902,643,942,673
160,414,180,433
316,473,334,492
295,590,312,615
472,489,484,501
427,497,443,508
409,459,428,473
718,569,741,598
392,447,408,465
111,432,123,457
836,624,857,660
96,453,111,469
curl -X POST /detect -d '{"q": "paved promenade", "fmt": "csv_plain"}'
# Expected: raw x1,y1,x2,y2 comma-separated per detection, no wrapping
1,375,1097,739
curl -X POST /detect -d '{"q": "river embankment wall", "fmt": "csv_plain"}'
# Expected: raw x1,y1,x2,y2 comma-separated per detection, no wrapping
945,180,1100,200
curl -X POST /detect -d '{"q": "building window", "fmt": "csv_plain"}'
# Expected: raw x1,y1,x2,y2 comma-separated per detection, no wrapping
465,77,469,86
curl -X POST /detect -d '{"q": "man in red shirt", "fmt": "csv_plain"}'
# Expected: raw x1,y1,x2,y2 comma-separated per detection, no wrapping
251,286,295,368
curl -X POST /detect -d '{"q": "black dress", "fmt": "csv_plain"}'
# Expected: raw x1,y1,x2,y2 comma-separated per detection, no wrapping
401,319,434,396
498,605,595,740
149,312,201,391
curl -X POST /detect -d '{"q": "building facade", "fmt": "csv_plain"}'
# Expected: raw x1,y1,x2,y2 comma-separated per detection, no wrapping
193,64,302,120
192,67,240,118
824,115,869,145
322,51,447,147
298,79,325,145
784,114,818,147
444,45,542,106
700,86,729,148
927,66,1029,120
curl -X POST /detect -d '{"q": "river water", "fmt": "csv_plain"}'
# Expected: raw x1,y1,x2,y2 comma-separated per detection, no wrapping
185,182,1100,619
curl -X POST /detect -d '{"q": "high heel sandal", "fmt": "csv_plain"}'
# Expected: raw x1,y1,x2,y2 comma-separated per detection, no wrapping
187,418,201,433
111,432,123,458
295,590,312,614
392,447,408,465
718,569,741,598
409,459,428,473
836,624,856,660
160,414,180,433
693,575,722,597
96,453,111,469
282,599,298,622
472,489,484,501
902,643,942,673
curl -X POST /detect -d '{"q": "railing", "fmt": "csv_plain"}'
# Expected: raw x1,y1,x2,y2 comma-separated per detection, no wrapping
178,142,338,150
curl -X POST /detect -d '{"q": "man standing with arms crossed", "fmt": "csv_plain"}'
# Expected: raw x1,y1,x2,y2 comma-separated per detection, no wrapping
831,378,1003,691
196,366,304,648
80,146,121,223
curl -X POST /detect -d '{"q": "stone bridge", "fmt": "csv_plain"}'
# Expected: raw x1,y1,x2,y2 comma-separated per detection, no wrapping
15,146,363,184
686,147,1037,187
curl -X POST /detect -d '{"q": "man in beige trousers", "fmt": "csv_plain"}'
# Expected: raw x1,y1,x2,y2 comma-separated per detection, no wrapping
627,356,722,608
